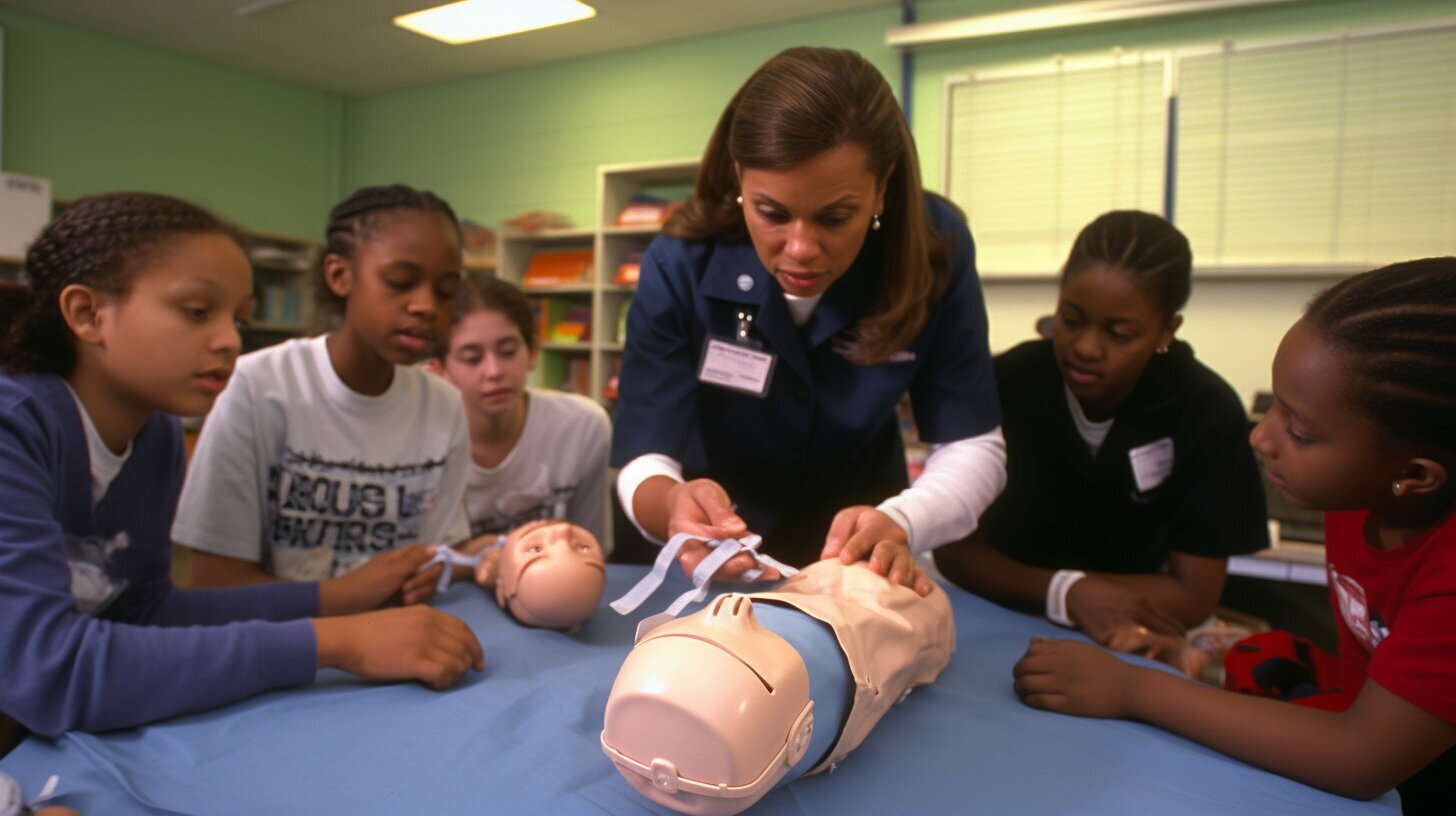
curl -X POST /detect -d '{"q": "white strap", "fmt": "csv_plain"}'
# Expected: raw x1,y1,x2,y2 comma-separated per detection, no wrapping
30,774,60,808
416,537,501,595
609,533,799,617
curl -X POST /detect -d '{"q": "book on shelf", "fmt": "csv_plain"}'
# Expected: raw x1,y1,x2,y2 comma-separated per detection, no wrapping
615,249,643,286
602,357,622,402
256,283,300,326
565,358,590,395
613,194,681,227
615,300,630,344
531,297,592,345
522,249,593,288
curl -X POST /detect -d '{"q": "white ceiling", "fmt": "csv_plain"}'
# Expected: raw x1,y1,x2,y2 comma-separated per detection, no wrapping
0,0,900,97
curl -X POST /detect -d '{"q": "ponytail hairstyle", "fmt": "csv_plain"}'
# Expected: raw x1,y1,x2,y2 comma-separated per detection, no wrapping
435,275,537,359
1,192,238,376
1061,211,1192,326
666,46,947,363
316,184,461,319
1303,257,1456,453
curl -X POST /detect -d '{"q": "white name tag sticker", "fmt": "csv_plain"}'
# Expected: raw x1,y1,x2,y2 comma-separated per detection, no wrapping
1128,436,1174,494
698,337,776,397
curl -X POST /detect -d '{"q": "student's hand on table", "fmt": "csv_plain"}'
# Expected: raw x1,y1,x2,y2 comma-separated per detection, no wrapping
666,479,777,583
1104,623,1207,678
319,545,439,615
822,506,932,596
1013,637,1139,719
1066,576,1184,645
312,606,484,690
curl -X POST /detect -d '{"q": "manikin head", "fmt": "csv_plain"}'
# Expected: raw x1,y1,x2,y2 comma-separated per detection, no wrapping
601,594,814,815
494,520,606,630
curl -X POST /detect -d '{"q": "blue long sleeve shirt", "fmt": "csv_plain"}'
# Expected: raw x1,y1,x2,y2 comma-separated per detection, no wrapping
0,373,319,737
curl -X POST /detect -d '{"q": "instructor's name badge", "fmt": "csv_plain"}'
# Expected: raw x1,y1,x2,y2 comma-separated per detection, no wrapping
698,337,776,397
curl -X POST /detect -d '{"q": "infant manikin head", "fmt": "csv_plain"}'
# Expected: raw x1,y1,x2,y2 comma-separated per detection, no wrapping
601,594,815,816
493,520,606,630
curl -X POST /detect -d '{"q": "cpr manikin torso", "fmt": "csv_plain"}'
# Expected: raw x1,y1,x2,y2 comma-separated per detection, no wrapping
481,520,606,630
601,560,955,815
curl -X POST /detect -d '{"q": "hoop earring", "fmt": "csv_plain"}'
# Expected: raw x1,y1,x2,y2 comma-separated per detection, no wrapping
871,212,882,231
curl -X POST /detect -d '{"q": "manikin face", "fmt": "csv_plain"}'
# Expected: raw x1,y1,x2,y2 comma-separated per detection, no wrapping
83,232,253,421
439,308,536,419
1052,262,1178,421
1249,318,1405,511
327,210,463,366
496,520,606,629
737,144,887,299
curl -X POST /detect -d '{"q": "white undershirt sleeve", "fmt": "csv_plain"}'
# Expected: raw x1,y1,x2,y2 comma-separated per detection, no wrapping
616,452,685,546
876,426,1008,555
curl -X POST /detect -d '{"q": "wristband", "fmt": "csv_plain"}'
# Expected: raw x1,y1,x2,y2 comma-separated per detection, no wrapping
1045,569,1086,628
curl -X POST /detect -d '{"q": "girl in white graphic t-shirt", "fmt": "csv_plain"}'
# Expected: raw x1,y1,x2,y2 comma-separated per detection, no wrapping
175,185,473,613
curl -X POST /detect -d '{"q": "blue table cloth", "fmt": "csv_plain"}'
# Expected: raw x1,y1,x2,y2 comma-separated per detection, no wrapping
1,566,1398,814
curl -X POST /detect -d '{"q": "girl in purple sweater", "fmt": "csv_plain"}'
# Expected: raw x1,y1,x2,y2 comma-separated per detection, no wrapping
0,193,481,754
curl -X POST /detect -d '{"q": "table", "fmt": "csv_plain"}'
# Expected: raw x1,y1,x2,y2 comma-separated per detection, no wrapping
0,566,1398,814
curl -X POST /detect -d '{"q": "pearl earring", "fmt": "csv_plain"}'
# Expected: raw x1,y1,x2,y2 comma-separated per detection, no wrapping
871,212,882,231
1393,480,1402,496
735,195,743,205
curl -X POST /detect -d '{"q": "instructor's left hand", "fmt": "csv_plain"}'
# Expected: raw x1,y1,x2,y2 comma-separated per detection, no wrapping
822,506,932,596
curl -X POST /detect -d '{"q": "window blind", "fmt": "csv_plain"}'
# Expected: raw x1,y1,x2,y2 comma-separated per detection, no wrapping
945,53,1168,276
1174,25,1456,268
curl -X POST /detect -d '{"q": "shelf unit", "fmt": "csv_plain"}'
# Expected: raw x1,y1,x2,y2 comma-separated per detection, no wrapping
0,193,319,358
239,231,321,353
496,158,700,405
0,256,22,284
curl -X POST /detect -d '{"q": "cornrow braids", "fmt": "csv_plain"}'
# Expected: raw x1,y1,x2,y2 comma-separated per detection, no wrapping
1062,211,1192,323
1304,257,1456,453
316,184,461,318
1,192,237,376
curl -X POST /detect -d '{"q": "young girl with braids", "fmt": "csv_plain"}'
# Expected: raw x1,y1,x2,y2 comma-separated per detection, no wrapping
0,193,481,753
175,185,473,609
1013,258,1456,811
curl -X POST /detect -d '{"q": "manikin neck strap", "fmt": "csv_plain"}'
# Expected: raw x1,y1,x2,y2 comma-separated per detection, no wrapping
415,535,504,595
609,533,799,621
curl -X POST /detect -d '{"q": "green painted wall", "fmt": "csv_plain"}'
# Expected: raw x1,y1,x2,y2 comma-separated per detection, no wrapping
340,6,902,230
0,8,342,239
3,0,1448,241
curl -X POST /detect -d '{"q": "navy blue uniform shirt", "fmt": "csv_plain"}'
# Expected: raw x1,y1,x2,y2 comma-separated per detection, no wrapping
611,194,1000,564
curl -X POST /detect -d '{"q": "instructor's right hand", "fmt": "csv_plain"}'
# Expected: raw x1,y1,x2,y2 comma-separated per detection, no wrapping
666,479,778,583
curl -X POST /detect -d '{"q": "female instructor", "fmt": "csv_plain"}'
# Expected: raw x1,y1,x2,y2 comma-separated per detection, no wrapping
612,47,1006,593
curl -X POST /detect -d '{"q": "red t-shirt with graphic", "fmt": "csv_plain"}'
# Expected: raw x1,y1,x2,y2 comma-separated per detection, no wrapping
1324,507,1456,725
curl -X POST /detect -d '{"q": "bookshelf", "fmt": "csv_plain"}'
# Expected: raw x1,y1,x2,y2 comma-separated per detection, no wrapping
0,182,319,357
496,158,700,405
0,256,21,284
239,231,321,353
